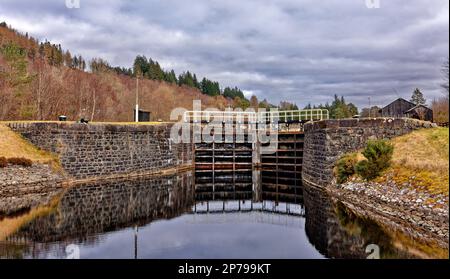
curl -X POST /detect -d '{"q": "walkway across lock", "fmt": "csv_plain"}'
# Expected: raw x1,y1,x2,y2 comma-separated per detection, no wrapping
183,109,329,124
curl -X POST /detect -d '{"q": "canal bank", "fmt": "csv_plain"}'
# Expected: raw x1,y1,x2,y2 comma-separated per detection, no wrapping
1,119,448,258
302,118,448,255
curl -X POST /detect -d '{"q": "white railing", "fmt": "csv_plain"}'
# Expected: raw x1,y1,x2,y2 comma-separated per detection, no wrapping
183,109,329,123
183,110,258,123
259,109,329,123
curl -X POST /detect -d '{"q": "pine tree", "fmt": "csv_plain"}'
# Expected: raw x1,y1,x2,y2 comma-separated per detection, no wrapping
133,55,149,77
73,56,79,69
164,70,177,84
410,88,426,105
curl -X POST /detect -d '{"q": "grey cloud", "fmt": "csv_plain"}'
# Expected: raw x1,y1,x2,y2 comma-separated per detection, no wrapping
0,0,448,108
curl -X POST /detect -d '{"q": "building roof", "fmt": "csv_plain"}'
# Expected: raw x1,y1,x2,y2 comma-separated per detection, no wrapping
382,98,416,109
404,104,432,114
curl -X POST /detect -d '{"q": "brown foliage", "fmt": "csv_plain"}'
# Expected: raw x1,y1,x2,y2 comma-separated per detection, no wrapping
7,157,33,167
432,96,449,124
0,25,233,122
0,56,233,121
0,157,7,168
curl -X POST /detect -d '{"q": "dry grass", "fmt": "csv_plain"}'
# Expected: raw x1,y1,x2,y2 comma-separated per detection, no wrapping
377,128,449,196
0,124,59,167
392,230,449,259
390,128,449,175
0,196,60,241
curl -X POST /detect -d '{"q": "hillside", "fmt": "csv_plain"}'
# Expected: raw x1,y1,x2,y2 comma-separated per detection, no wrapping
0,23,237,122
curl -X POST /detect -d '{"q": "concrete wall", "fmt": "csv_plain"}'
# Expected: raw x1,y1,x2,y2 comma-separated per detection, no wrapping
8,122,192,179
302,118,435,188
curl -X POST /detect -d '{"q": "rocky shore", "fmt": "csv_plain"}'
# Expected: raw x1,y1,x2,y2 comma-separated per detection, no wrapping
331,179,449,251
0,164,64,215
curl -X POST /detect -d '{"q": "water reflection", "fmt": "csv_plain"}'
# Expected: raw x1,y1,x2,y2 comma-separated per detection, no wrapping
0,170,444,259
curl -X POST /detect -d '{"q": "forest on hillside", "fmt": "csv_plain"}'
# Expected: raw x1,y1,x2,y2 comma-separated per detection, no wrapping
0,22,267,122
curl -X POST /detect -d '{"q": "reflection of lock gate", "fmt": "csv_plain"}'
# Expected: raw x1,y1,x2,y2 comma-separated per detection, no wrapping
189,200,305,229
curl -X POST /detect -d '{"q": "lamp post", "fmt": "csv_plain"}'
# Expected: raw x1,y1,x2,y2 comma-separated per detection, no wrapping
134,225,138,259
135,77,139,123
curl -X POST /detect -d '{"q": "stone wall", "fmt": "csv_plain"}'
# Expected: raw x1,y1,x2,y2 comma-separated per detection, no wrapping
0,164,64,214
8,122,193,179
302,118,435,188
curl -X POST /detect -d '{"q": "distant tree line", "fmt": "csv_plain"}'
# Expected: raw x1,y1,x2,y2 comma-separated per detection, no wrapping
86,53,254,105
131,55,252,102
304,95,358,119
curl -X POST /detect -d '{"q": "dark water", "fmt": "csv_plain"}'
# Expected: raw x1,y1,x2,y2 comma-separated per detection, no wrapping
0,170,438,259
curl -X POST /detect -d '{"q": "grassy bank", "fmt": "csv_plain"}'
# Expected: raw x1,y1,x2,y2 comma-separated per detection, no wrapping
376,127,449,196
336,127,449,197
0,124,59,168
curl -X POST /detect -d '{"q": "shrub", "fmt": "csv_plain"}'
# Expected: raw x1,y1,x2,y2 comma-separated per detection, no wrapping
7,157,33,167
355,139,394,180
335,153,358,184
0,157,7,168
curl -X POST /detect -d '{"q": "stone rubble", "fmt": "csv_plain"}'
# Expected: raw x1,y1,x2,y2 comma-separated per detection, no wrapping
332,179,449,248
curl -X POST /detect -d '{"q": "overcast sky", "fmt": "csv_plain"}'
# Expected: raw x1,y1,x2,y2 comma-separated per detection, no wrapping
0,0,448,108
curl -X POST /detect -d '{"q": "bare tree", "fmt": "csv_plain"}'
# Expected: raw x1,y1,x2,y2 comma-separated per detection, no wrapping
442,58,449,96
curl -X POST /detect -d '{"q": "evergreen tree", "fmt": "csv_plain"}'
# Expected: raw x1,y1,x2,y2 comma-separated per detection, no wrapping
73,56,79,69
164,70,178,84
347,103,359,116
193,74,201,89
410,88,426,105
178,71,195,87
133,55,149,77
223,86,245,99
327,94,359,119
147,59,164,80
